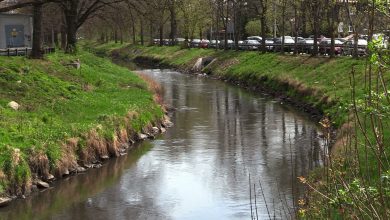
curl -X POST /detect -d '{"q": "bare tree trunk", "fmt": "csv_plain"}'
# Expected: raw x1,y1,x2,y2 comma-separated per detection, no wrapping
224,1,229,50
61,25,67,50
149,19,153,45
140,18,144,46
159,24,163,46
301,0,307,37
64,0,78,53
294,2,298,55
31,3,43,59
169,0,177,43
120,29,123,44
54,29,59,47
312,0,319,57
326,0,335,58
281,0,286,54
260,0,268,53
216,1,220,50
129,10,136,44
345,0,358,58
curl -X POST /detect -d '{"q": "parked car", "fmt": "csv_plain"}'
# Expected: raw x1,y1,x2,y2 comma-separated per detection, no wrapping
319,39,344,55
303,38,319,54
296,37,306,44
247,36,262,42
274,36,295,52
293,37,306,53
175,38,186,45
219,40,235,49
238,40,245,50
209,40,221,48
153,39,161,45
343,39,368,56
163,39,174,46
275,36,295,44
242,40,261,50
265,38,274,51
190,39,202,48
199,39,210,48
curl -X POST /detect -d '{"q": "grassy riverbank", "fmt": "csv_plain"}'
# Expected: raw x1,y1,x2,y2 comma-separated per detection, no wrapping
87,42,366,126
0,49,164,197
86,41,390,218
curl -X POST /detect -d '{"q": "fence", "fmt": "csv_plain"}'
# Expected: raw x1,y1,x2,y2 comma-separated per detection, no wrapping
0,47,56,57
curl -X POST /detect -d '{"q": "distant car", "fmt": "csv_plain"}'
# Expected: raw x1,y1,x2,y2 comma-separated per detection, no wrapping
242,40,261,50
336,38,346,44
238,40,245,50
209,40,221,48
292,37,306,53
175,38,185,45
199,39,210,48
275,36,295,44
190,39,201,48
163,39,174,46
319,39,344,55
274,36,295,52
343,39,368,56
303,38,319,54
265,38,274,51
247,36,262,42
219,39,235,49
153,39,161,45
296,37,306,44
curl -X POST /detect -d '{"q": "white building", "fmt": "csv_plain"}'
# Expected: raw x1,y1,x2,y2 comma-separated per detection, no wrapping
0,13,33,48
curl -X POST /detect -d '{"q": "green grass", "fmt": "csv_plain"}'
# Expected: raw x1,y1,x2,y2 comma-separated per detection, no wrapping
105,44,368,126
0,49,163,194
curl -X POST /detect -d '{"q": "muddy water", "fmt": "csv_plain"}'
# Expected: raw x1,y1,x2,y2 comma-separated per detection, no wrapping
0,69,325,220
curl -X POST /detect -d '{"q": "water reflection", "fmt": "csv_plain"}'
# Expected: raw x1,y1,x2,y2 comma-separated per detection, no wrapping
0,69,325,220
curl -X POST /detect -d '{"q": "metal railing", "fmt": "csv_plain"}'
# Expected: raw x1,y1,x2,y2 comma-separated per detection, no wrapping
161,41,369,57
0,47,56,57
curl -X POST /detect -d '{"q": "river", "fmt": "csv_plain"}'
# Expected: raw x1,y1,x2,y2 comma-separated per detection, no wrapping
0,69,325,220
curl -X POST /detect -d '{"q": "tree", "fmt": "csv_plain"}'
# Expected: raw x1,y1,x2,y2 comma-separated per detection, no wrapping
245,20,261,36
55,0,124,52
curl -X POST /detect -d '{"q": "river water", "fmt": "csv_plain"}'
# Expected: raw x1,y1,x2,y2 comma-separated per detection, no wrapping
0,69,325,220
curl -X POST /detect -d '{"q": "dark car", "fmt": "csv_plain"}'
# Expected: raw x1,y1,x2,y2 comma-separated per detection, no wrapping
343,39,368,56
163,39,174,46
175,38,186,45
319,39,344,55
190,39,202,48
294,37,306,53
153,39,161,45
219,40,235,49
209,40,221,48
199,40,210,48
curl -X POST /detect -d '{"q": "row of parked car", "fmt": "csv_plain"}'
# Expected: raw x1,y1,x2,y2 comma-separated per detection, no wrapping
153,35,386,56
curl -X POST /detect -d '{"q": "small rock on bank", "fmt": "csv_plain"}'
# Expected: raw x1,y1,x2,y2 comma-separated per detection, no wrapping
137,133,149,140
36,180,50,189
7,101,20,110
0,197,11,207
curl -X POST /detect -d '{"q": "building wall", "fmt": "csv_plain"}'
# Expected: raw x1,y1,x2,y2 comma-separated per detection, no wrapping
0,14,33,48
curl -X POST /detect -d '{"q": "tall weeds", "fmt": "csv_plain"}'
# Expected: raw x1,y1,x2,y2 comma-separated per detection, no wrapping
302,2,390,218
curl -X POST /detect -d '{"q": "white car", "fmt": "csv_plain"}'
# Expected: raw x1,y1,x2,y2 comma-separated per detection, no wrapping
247,36,262,42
